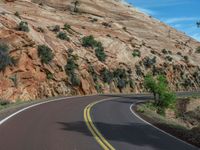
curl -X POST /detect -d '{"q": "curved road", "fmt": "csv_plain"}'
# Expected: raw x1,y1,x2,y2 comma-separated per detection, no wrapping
0,94,199,150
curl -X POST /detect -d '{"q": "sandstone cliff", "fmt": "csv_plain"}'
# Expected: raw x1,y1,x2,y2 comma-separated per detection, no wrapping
0,0,200,101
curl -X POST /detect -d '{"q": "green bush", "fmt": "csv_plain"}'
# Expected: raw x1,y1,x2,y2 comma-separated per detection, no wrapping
69,72,80,86
37,45,54,64
65,57,80,86
63,23,71,31
101,68,113,84
113,68,128,91
144,74,176,114
196,46,200,53
0,43,13,71
82,35,97,48
82,35,106,62
57,32,69,41
95,83,102,93
18,21,29,32
95,45,106,62
132,49,141,57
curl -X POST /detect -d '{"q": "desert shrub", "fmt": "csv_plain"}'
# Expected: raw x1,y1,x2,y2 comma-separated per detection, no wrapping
196,46,200,53
63,23,71,31
183,56,189,62
9,74,18,87
102,22,111,27
165,56,173,62
14,11,21,19
113,68,128,91
18,21,29,32
52,25,60,32
69,72,80,86
57,32,69,41
95,83,103,93
82,35,97,48
101,68,113,84
135,65,143,76
143,56,156,68
37,27,44,33
37,45,54,64
162,49,168,54
45,70,53,80
95,45,106,62
132,49,141,57
0,43,14,71
82,35,106,61
177,52,182,56
0,100,10,106
88,65,98,82
65,57,80,86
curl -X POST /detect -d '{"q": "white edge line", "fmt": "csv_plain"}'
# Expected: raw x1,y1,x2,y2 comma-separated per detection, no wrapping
130,104,200,150
0,95,86,125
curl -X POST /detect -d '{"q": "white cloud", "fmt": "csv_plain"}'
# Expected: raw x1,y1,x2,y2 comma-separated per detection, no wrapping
164,17,199,24
135,7,156,15
191,33,200,42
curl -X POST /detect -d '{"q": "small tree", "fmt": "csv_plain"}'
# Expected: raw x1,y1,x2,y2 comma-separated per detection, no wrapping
37,45,54,64
144,74,176,114
144,74,158,102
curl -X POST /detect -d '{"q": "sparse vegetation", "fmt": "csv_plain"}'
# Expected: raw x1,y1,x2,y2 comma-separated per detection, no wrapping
52,25,60,32
100,68,113,84
196,46,200,53
18,21,29,32
65,55,80,86
165,55,173,62
0,43,14,72
72,0,80,13
57,32,69,41
95,83,103,93
37,45,54,64
113,68,128,92
132,49,141,57
82,35,107,62
143,56,156,68
63,23,71,31
14,11,21,19
88,65,98,82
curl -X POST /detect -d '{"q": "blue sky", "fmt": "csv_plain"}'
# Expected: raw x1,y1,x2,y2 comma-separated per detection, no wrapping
125,0,200,41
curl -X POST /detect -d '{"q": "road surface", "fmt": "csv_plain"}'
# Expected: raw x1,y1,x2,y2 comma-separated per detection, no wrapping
0,94,199,150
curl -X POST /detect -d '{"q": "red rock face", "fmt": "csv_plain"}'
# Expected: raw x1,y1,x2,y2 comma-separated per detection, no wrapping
0,0,200,101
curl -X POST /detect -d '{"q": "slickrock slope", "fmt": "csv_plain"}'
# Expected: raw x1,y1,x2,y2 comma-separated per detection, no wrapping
0,0,200,101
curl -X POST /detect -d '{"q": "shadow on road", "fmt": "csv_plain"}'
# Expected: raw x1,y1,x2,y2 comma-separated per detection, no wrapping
57,121,190,150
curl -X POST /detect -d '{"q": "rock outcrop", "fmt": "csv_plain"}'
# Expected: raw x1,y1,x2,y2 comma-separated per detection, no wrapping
0,0,200,101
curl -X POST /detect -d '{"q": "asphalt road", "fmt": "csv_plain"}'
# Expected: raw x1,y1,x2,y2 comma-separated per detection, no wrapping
0,94,199,150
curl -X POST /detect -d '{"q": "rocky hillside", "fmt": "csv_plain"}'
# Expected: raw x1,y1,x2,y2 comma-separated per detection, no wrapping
0,0,200,101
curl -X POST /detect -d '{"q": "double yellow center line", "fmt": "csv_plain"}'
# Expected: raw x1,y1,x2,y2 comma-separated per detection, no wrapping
84,99,116,150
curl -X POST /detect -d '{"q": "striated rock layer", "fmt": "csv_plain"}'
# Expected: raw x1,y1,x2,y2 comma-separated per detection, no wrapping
0,0,200,101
